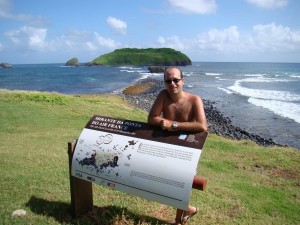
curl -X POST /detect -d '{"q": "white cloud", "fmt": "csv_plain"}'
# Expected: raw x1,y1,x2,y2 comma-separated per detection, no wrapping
53,29,95,50
0,0,33,20
195,23,300,53
196,26,241,51
5,26,47,50
252,23,300,51
85,41,98,51
4,26,121,55
246,0,288,9
94,32,121,49
0,0,14,19
84,34,120,52
0,0,46,27
156,23,300,60
50,29,120,53
167,0,217,14
157,36,185,50
106,16,127,35
0,0,10,17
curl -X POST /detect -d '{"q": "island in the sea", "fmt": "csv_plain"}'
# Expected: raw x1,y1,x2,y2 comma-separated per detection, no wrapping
89,48,191,66
65,57,79,66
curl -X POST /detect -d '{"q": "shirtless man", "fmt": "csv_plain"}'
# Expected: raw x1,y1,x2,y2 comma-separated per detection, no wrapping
148,67,207,225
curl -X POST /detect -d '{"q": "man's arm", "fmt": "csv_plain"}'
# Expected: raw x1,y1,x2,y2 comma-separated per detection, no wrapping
148,90,166,126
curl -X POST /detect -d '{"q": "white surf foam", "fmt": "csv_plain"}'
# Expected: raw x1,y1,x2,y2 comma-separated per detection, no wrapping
184,72,194,77
228,78,300,101
227,76,300,123
205,72,223,76
120,70,136,73
138,72,162,79
118,66,143,70
244,73,265,77
218,87,233,95
248,98,300,123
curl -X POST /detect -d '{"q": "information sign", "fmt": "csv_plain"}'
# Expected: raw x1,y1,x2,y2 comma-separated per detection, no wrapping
71,115,207,210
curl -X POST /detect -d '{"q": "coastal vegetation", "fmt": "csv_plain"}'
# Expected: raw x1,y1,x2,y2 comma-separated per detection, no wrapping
0,89,299,225
90,48,192,66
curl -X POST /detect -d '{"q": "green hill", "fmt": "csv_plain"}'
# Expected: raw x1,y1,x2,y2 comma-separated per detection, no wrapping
90,48,192,66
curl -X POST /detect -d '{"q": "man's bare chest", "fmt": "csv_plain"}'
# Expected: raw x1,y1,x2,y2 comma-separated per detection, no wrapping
163,101,193,121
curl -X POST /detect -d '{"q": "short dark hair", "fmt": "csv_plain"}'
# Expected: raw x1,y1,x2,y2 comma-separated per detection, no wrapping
164,67,183,79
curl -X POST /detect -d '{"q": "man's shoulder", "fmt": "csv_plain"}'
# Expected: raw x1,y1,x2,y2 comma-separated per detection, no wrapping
155,89,168,101
158,89,168,97
185,91,201,100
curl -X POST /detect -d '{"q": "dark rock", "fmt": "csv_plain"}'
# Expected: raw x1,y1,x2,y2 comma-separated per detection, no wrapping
0,63,12,68
148,66,168,73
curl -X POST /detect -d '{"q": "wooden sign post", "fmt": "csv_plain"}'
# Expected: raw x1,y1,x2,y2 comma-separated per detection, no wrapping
68,140,93,217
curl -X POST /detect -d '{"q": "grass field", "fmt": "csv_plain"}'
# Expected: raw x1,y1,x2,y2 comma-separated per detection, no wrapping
0,89,299,225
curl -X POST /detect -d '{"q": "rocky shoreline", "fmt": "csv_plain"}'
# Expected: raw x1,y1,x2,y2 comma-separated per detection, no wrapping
121,79,281,147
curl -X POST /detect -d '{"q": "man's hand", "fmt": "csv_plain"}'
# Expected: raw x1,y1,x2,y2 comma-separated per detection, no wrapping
160,119,173,131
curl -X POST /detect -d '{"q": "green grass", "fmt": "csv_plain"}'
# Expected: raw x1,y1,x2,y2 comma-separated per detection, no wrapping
0,89,299,225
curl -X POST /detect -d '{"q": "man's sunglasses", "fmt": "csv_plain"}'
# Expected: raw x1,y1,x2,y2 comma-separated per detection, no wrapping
164,78,182,84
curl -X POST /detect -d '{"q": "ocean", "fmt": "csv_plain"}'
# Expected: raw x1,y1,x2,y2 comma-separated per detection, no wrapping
1,62,299,149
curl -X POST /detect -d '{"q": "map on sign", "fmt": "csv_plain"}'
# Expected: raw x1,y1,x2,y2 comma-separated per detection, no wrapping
71,115,207,210
75,133,139,179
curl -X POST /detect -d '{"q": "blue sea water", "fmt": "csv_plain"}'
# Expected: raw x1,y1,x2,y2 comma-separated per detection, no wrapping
0,64,142,94
1,62,300,149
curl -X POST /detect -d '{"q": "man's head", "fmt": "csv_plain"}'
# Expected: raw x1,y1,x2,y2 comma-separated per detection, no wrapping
164,67,184,94
164,67,183,80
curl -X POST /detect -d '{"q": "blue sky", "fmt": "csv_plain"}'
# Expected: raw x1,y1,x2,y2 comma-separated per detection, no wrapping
0,0,299,64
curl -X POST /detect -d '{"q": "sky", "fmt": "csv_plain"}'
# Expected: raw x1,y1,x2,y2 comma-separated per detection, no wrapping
0,0,299,64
